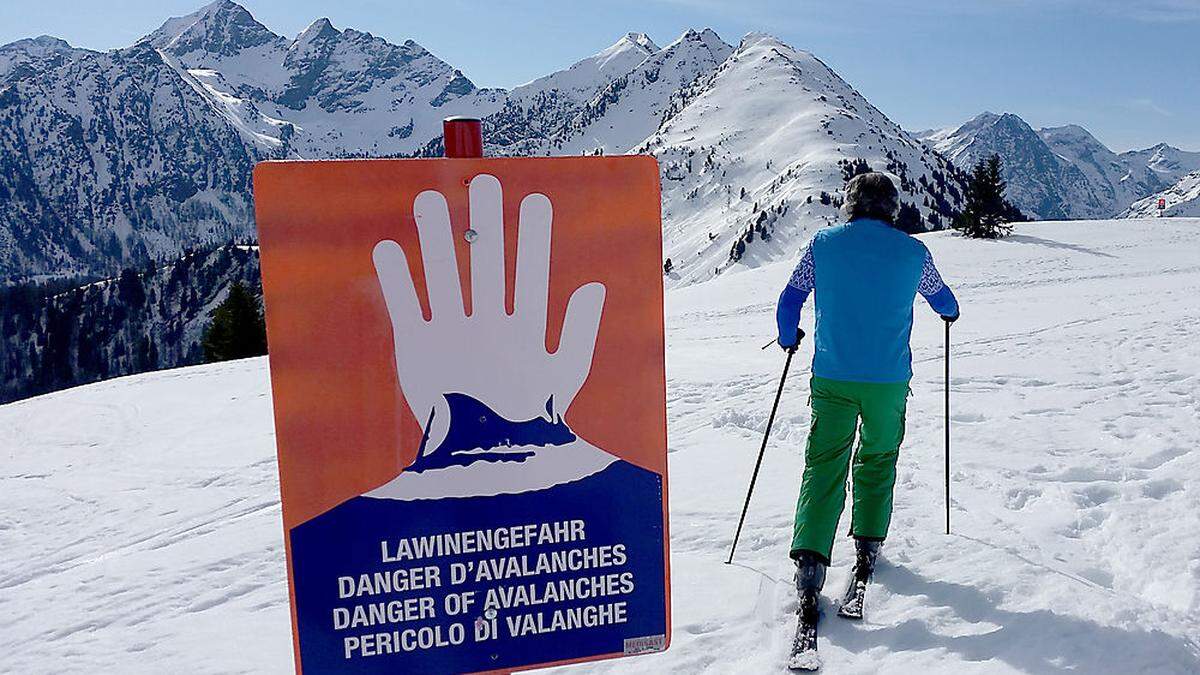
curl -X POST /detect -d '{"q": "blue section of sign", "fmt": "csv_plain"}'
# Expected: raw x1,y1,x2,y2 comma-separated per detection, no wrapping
290,460,666,674
409,393,576,472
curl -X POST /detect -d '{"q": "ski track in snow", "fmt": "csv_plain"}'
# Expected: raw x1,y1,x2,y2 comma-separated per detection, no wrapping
2,219,1200,673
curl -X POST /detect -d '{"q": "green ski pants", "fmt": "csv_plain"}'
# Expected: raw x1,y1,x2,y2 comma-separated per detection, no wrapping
791,376,910,563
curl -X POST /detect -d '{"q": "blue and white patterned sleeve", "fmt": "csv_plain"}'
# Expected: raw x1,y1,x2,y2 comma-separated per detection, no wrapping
918,250,959,319
776,243,814,347
787,244,815,293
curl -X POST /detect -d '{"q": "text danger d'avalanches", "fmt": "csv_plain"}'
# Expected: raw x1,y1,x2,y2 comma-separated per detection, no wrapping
334,519,641,660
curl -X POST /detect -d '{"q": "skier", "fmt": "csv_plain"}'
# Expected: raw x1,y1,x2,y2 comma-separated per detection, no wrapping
776,172,959,671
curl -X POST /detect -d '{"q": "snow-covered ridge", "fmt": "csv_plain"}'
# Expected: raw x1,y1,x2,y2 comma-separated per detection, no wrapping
921,111,1200,220
1124,170,1200,217
142,0,504,158
5,0,1192,286
525,28,735,157
642,34,965,285
3,1,966,283
0,35,77,79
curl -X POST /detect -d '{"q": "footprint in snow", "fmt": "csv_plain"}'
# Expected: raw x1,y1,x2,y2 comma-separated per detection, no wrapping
1141,478,1183,500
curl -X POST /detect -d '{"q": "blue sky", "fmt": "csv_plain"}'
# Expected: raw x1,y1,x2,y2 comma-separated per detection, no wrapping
2,0,1197,151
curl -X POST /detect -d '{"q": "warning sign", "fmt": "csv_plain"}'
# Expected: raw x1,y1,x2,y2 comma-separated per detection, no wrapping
253,157,670,673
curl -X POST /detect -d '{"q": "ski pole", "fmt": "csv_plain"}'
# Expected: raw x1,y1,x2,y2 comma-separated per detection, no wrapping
944,318,951,535
727,329,804,565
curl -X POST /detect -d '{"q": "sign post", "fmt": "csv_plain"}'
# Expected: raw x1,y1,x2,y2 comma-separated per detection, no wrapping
443,116,484,159
254,121,670,674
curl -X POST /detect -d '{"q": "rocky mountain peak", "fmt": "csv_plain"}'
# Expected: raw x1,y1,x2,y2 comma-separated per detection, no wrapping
613,32,659,54
145,0,281,57
294,17,338,45
0,35,78,80
1,35,73,53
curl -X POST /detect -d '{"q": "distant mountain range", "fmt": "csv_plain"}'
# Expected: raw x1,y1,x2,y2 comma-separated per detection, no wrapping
3,0,1197,402
0,0,1195,286
0,0,972,285
917,112,1200,220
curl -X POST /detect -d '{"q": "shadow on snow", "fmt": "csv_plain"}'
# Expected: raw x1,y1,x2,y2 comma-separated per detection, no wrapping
827,562,1200,673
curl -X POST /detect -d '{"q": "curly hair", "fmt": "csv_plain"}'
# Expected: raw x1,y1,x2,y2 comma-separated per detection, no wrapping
842,172,899,223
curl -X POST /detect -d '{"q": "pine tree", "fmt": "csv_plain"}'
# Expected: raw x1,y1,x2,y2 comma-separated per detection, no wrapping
955,154,1016,239
202,282,267,362
895,202,923,234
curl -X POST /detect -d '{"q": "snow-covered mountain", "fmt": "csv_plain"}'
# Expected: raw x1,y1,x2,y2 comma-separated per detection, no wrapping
920,112,1104,219
144,0,504,158
644,34,965,284
0,35,74,80
514,28,735,157
485,32,660,152
3,0,1196,286
0,38,260,280
0,0,976,284
0,0,508,280
1124,171,1200,217
13,0,1191,287
921,112,1200,220
1040,127,1200,216
488,30,968,285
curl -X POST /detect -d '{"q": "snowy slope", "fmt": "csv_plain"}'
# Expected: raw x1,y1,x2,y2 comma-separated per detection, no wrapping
1124,171,1200,218
536,29,734,157
5,218,1198,673
486,32,660,153
646,34,965,286
489,29,967,288
514,32,659,97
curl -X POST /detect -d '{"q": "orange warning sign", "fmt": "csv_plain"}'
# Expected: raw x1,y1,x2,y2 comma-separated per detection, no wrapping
253,156,669,673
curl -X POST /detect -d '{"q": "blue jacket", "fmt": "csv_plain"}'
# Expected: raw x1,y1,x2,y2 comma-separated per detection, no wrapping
776,218,959,383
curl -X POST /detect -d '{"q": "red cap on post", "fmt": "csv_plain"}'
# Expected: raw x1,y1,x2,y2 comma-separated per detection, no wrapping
443,116,483,158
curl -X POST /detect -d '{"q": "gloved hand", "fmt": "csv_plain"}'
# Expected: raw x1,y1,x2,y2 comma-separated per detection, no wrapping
777,327,805,353
942,312,959,324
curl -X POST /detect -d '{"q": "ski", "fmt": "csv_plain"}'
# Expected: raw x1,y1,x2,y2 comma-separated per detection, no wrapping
787,594,822,671
838,538,881,621
837,578,867,620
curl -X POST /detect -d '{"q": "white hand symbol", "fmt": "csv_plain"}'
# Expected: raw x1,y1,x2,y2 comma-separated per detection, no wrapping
372,174,606,460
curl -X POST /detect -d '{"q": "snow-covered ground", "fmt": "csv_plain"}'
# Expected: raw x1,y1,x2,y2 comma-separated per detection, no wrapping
3,218,1199,673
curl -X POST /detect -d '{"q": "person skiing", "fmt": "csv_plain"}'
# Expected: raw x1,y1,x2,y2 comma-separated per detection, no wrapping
776,172,959,671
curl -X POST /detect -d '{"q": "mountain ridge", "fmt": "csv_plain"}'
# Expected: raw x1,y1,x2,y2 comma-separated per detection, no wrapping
1,0,1188,284
920,111,1200,220
0,0,964,283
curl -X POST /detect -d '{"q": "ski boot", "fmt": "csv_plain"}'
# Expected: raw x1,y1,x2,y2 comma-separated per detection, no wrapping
837,537,882,620
788,551,827,672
